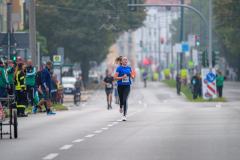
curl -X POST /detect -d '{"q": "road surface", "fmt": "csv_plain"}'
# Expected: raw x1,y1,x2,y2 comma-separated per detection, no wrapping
1,81,240,160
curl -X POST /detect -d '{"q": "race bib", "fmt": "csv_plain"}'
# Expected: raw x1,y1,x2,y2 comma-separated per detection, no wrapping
122,76,129,83
107,84,112,88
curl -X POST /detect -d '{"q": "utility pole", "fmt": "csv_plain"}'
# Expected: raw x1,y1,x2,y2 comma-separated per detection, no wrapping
166,9,169,69
141,28,144,68
128,30,131,62
158,17,161,75
7,3,12,61
180,0,184,70
209,0,212,71
171,1,174,80
29,0,37,67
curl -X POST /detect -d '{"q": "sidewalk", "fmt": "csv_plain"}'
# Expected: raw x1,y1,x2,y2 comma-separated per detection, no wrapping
63,90,93,103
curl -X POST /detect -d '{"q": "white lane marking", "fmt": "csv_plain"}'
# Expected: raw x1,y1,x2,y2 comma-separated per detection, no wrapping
43,153,59,160
112,122,119,125
117,119,122,122
60,145,73,150
129,114,134,116
107,125,113,127
216,104,221,108
163,100,168,103
94,130,102,133
138,100,142,104
85,134,95,138
82,103,87,107
73,139,85,143
102,128,108,130
143,103,147,108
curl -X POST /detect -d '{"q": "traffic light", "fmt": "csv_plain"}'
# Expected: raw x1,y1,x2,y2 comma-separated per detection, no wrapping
161,38,164,44
198,52,207,67
195,36,200,46
13,56,16,61
212,51,219,67
129,0,137,11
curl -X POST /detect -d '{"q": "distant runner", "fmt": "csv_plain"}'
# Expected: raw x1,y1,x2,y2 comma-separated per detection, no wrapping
114,82,119,104
103,71,114,110
114,56,134,121
142,69,148,88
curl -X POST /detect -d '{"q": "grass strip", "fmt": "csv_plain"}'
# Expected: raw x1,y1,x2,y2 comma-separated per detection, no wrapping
163,80,227,102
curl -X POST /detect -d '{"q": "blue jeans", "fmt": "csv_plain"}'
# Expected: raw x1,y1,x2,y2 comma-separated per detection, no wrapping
0,86,6,98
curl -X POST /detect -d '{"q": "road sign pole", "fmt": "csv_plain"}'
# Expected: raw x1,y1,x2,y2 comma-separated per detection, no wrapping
37,42,40,71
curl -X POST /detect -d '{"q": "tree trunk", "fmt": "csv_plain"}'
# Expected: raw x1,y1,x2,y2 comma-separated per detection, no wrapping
81,56,89,87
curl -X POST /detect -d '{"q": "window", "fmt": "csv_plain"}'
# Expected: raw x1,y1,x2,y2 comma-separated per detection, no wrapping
154,14,157,21
149,28,151,36
154,28,157,36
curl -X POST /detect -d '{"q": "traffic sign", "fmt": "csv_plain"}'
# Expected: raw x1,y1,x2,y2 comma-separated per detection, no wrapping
53,55,61,65
206,73,215,83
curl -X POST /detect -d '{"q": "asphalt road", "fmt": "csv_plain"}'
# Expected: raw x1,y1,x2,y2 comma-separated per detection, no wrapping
1,81,240,160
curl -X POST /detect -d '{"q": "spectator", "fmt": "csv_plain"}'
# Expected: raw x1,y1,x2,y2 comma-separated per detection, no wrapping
197,73,202,97
26,59,36,106
216,71,224,98
0,60,9,100
176,74,181,95
51,73,58,105
13,62,28,117
6,60,15,95
33,60,56,115
191,73,200,100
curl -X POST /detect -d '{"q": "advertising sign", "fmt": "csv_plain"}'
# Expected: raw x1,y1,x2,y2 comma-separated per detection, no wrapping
201,68,217,99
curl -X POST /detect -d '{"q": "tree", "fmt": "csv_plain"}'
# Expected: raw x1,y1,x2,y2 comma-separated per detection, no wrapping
25,0,146,84
214,0,240,80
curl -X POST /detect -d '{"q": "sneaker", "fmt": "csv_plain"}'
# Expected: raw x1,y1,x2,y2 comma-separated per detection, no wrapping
122,116,127,121
33,106,37,114
110,104,112,109
47,111,56,115
119,108,123,113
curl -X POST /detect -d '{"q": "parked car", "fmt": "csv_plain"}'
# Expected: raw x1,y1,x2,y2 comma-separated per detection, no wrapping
89,70,99,84
62,77,77,94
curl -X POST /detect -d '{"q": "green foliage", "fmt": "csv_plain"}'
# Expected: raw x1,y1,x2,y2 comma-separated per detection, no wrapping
163,80,227,102
3,109,9,118
28,0,146,83
214,0,240,80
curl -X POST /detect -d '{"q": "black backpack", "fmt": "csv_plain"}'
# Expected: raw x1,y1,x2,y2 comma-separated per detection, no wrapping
35,71,42,86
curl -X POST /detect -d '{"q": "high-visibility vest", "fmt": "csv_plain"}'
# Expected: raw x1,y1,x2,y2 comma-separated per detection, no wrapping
15,71,26,90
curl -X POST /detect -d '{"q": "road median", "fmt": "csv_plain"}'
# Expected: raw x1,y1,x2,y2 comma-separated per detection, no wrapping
163,80,227,102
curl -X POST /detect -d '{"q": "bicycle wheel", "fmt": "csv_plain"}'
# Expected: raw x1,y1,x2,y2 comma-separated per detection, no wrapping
76,95,80,106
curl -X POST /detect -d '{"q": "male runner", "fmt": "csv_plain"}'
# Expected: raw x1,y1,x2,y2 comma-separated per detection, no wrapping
102,71,114,110
142,69,148,88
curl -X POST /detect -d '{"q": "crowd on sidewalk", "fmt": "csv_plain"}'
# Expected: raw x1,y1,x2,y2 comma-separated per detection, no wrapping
0,59,63,117
176,70,226,99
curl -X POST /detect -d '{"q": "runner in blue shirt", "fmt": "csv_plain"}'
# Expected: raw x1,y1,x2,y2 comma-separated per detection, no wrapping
114,56,134,121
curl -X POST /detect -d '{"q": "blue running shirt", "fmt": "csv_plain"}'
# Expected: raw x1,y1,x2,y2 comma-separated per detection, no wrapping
116,66,132,85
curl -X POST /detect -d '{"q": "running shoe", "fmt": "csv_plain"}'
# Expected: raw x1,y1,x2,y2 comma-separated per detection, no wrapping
122,116,127,121
119,108,123,113
33,106,37,114
47,111,56,115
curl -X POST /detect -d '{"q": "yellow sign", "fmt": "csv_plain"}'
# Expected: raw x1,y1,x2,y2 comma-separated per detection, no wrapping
55,56,60,61
164,69,170,76
153,73,159,80
181,69,188,79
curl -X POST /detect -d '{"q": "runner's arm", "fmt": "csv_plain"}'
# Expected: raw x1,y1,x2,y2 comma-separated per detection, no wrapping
114,72,126,80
